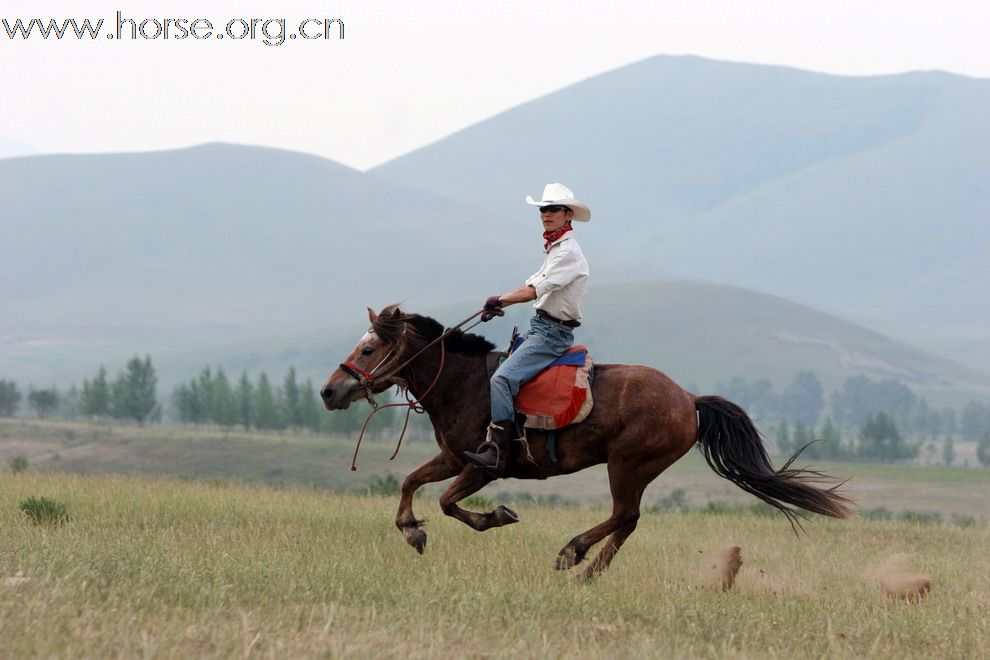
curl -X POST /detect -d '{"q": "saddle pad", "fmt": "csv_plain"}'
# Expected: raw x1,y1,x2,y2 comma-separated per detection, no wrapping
515,345,594,430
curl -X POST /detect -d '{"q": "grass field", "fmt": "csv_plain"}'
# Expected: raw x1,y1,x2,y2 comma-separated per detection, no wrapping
1,470,988,658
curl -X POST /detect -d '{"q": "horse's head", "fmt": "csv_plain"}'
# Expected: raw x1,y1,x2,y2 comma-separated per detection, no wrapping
320,305,409,410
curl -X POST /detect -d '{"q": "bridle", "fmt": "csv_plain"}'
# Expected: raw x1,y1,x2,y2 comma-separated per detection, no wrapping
339,309,486,470
339,329,406,397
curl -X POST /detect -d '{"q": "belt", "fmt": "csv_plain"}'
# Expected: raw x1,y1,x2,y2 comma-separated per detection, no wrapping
536,309,581,328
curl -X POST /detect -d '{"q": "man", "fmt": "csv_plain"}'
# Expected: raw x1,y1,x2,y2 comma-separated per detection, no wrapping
463,182,590,477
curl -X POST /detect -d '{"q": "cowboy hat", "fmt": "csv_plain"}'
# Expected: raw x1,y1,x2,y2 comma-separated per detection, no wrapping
525,182,591,222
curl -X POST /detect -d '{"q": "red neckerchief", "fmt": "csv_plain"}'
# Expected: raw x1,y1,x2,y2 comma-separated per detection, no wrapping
542,224,572,251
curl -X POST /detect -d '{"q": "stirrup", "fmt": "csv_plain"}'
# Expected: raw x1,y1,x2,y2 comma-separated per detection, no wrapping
463,421,511,477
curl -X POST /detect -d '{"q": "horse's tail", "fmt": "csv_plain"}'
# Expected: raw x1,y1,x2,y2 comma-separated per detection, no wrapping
694,395,854,531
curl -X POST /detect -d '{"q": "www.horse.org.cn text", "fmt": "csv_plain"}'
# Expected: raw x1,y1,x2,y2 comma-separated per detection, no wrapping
1,12,345,47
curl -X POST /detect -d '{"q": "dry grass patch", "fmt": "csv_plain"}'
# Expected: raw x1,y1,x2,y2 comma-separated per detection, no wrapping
0,471,988,658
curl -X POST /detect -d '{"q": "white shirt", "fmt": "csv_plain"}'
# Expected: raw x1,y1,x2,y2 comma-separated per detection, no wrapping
525,234,589,322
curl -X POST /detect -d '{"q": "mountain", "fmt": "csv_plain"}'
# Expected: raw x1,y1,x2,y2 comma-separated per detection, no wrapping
0,143,531,375
370,55,990,370
0,143,538,385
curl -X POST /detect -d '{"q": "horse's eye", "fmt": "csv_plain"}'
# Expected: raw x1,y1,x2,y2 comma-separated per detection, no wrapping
361,347,375,356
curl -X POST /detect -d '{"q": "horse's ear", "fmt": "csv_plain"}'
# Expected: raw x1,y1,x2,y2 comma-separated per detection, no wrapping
367,307,378,325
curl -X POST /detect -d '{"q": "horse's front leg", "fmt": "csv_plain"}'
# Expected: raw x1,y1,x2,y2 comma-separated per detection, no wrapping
438,466,520,531
396,453,459,554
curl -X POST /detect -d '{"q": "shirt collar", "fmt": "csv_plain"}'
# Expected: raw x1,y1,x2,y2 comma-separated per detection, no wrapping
545,234,572,252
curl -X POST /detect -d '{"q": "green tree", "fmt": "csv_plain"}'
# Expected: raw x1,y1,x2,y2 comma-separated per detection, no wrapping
782,371,824,426
977,432,990,469
173,367,218,424
832,376,917,430
858,412,915,462
819,416,844,459
193,367,215,423
792,420,814,457
253,372,281,430
282,367,303,428
28,387,59,419
211,368,237,427
110,355,160,424
172,383,196,424
774,420,791,455
961,401,990,440
79,367,110,417
0,380,22,417
300,378,323,432
235,371,254,430
942,436,955,467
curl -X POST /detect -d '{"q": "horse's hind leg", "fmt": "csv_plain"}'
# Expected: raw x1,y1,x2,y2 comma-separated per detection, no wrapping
555,461,647,571
439,466,520,531
396,454,459,554
581,512,642,580
554,456,673,577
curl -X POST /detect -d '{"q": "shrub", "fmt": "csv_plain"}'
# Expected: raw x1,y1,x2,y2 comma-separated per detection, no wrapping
19,496,70,525
8,454,28,473
862,507,892,521
897,510,941,525
951,514,976,528
650,487,687,512
366,474,400,497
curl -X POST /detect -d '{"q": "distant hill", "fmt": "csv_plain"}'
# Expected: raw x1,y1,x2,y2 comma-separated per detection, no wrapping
2,85,988,403
0,135,38,159
370,55,990,371
0,143,531,383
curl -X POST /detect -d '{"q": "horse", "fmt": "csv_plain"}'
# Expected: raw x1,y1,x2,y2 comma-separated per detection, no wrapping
320,304,852,580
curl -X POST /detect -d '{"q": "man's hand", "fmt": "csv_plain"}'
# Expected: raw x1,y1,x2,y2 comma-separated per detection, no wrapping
481,295,504,322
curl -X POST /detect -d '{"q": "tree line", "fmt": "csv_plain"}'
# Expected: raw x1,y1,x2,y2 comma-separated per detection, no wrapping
0,356,159,424
715,372,974,437
0,356,429,440
714,371,990,465
3,362,990,463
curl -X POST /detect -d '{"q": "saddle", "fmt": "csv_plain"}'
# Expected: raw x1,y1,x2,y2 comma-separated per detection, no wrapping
485,330,595,431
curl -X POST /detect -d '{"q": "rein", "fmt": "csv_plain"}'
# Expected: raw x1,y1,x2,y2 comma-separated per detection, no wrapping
346,309,485,471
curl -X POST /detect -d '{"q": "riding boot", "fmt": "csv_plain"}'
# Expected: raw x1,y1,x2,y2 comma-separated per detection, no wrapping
463,419,515,478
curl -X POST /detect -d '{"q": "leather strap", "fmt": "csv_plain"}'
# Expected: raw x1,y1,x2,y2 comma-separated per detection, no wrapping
537,309,581,328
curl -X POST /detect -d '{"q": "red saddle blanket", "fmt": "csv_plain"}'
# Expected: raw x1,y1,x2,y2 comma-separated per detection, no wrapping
514,345,594,430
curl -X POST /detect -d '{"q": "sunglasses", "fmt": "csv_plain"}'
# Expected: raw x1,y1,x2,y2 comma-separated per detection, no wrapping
539,205,569,214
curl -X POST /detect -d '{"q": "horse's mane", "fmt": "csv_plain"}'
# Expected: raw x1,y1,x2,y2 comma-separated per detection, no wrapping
372,304,495,356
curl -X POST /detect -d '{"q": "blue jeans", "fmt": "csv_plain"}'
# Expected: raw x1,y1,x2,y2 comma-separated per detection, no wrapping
490,314,574,421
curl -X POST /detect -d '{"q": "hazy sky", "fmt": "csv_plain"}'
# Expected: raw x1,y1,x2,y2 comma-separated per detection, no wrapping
4,0,988,169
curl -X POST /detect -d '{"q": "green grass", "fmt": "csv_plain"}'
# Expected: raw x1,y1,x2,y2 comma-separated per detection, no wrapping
0,471,988,657
18,495,70,525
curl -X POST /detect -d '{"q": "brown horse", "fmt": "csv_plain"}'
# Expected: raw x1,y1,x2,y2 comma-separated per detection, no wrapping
321,305,852,579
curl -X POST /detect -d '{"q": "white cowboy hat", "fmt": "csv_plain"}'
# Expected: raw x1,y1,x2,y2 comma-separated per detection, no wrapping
525,182,591,222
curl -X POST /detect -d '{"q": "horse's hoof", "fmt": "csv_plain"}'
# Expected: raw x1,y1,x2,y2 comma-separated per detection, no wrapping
406,528,427,554
555,549,577,571
494,505,519,526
